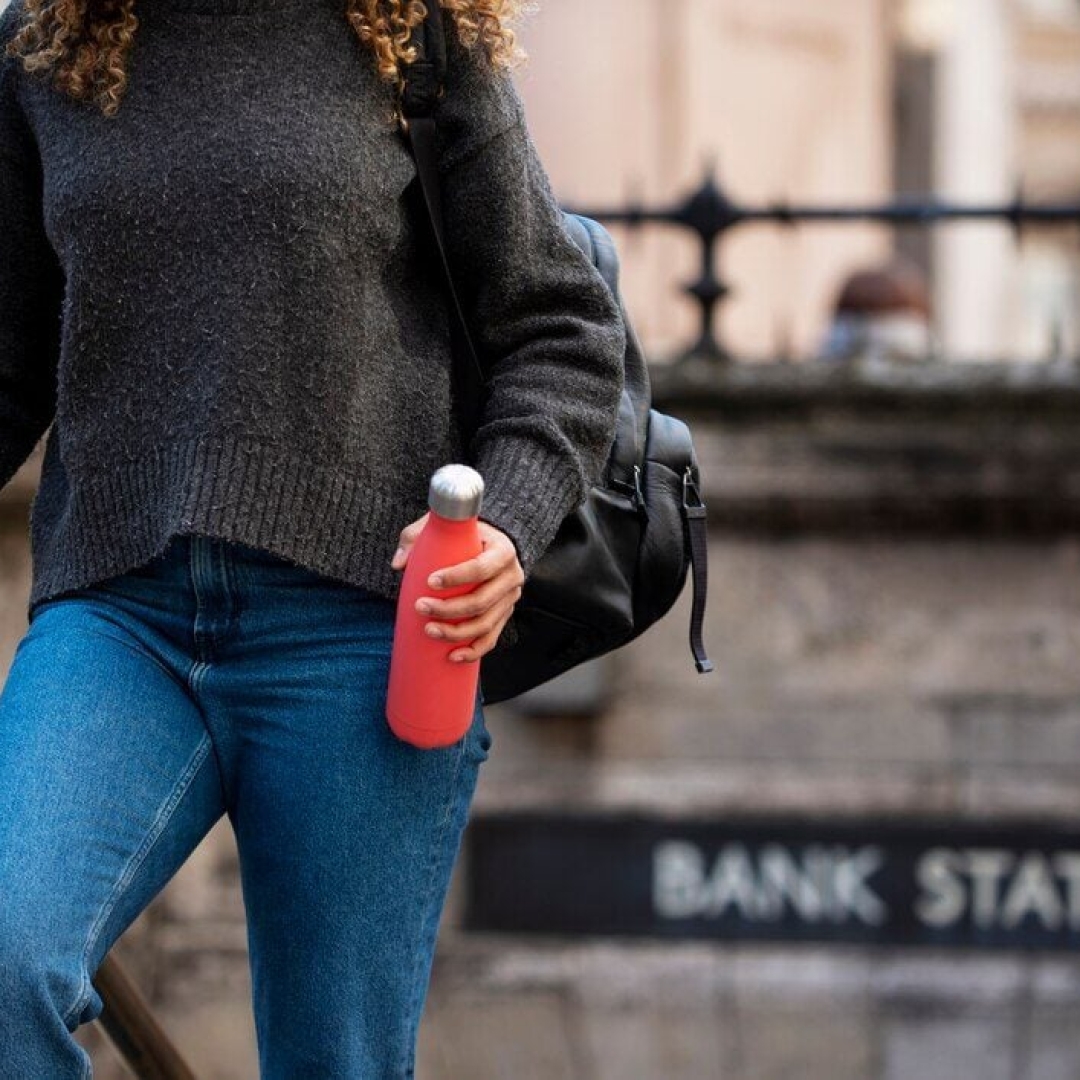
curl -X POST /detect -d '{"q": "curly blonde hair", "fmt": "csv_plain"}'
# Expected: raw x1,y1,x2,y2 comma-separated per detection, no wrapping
3,0,530,119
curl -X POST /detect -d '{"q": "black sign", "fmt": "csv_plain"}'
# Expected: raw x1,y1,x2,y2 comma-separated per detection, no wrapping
465,814,1080,951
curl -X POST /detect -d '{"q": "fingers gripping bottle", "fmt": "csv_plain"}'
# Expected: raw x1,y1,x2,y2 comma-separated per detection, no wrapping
386,464,485,749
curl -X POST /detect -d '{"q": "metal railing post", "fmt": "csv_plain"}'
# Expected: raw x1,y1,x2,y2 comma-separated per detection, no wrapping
93,954,198,1079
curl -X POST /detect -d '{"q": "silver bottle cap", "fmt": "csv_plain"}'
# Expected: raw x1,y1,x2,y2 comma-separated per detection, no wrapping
428,463,484,521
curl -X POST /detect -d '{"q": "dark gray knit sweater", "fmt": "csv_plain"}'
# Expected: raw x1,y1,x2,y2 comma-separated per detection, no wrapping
0,0,626,617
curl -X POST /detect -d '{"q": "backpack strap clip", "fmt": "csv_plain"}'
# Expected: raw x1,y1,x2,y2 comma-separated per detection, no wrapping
398,2,449,129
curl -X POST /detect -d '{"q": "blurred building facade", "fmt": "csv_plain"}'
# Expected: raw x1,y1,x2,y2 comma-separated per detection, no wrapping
517,0,1080,365
898,0,1080,360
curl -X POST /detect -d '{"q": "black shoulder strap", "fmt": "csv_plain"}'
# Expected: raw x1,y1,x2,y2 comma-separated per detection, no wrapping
398,4,486,448
399,6,713,679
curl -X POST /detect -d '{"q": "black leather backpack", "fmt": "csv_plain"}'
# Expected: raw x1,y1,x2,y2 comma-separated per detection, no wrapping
398,3,713,705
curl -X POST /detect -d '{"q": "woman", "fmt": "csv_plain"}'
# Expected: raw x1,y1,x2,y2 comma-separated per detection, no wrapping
0,0,626,1074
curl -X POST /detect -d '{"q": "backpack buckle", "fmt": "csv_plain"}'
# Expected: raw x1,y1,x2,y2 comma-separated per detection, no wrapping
632,464,649,522
682,464,705,518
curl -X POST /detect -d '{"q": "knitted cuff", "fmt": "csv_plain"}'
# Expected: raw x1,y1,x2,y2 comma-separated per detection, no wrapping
473,437,582,578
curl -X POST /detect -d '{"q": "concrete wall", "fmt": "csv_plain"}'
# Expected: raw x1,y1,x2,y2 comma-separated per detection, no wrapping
61,359,1080,1078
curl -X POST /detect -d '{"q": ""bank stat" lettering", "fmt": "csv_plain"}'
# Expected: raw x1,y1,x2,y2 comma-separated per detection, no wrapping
654,840,1080,933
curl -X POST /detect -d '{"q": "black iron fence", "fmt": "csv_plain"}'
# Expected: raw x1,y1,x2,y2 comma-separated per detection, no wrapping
564,166,1080,366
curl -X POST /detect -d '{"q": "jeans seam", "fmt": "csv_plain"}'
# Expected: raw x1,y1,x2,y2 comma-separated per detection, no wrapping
398,737,468,1077
61,732,214,1031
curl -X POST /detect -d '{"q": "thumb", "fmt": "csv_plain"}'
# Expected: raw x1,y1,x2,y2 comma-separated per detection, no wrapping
390,513,428,570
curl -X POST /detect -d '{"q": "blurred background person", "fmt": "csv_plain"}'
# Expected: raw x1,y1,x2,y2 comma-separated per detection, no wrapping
817,257,937,365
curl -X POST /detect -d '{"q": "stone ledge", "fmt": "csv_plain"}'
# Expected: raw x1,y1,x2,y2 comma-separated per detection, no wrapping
652,356,1080,414
647,359,1080,534
471,751,1080,822
430,935,1080,1007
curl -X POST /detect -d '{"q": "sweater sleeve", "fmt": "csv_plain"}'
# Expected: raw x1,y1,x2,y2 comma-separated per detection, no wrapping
0,3,64,493
434,49,627,578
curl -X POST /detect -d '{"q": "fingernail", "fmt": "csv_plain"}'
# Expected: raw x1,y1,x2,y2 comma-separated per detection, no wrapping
390,547,404,566
425,624,442,638
416,600,432,614
429,574,443,588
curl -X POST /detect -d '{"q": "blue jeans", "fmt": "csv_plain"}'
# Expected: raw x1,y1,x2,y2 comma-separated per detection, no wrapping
0,532,491,1078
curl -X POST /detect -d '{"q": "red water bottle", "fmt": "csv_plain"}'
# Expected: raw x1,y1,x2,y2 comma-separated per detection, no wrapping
386,464,485,748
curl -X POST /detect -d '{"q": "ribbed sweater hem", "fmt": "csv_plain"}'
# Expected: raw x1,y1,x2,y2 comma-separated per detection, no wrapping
26,432,420,619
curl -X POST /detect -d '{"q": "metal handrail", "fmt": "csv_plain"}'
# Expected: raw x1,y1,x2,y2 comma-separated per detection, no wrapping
93,954,198,1079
